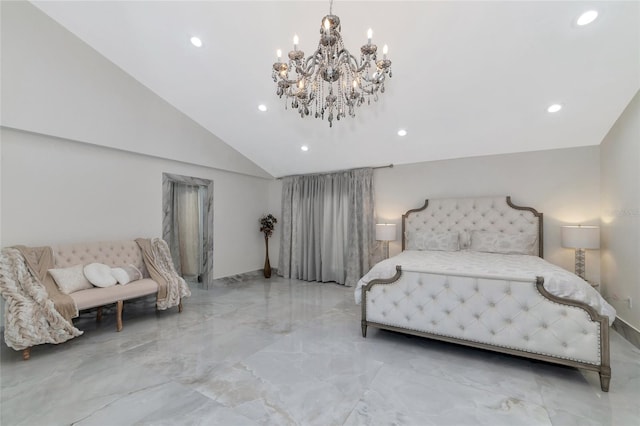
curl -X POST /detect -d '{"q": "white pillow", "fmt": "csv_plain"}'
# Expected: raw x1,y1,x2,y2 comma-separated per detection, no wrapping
84,263,117,287
111,265,143,285
406,231,460,251
48,264,93,294
469,231,537,255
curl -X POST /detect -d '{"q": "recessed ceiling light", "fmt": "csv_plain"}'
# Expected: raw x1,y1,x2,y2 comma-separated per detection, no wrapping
301,145,309,152
577,10,598,26
547,104,562,113
397,129,407,136
190,36,203,47
258,104,267,112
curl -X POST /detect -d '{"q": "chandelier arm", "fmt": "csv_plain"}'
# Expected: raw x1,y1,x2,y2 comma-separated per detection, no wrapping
276,68,299,85
358,85,377,95
304,52,321,75
353,61,369,74
293,50,321,78
339,51,368,74
360,69,386,84
281,77,301,86
360,73,375,83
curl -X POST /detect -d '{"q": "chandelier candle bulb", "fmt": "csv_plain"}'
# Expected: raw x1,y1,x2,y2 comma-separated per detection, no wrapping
293,34,299,51
367,28,372,44
277,49,282,60
383,44,388,59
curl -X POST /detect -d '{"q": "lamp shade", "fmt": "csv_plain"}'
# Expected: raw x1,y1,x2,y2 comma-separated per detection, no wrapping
376,224,397,241
561,225,600,249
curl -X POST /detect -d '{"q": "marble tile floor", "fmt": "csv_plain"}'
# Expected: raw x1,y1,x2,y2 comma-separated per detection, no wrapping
1,276,638,426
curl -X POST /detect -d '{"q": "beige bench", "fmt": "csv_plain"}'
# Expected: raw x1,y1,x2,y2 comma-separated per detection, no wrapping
20,240,182,360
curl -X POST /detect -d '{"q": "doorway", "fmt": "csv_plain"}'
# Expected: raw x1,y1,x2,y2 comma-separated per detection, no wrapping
162,173,213,287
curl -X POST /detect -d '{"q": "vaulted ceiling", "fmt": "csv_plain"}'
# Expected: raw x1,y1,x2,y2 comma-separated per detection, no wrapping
33,1,639,178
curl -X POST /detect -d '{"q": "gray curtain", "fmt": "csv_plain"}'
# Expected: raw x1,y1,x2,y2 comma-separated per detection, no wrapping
278,168,375,286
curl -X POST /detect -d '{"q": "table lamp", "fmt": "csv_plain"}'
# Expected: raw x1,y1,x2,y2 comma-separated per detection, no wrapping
561,225,600,280
376,224,397,259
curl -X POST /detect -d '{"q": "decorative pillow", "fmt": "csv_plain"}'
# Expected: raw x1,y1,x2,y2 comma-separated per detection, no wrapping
111,264,143,285
406,231,460,251
48,264,93,294
84,263,117,288
469,231,537,255
458,231,472,250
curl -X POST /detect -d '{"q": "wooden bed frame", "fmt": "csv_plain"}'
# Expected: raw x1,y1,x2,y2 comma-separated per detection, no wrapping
361,196,611,391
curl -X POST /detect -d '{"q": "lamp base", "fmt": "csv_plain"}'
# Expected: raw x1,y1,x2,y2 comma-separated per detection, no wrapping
575,248,586,280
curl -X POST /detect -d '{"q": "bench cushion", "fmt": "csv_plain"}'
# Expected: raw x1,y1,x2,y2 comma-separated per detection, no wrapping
70,279,158,310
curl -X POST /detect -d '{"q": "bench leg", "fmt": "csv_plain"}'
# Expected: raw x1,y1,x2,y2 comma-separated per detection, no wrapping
22,348,31,361
96,306,103,322
178,299,183,313
116,300,123,332
361,321,367,338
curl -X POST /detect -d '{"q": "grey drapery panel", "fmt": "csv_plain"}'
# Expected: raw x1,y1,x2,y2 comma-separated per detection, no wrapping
277,168,375,286
346,169,376,285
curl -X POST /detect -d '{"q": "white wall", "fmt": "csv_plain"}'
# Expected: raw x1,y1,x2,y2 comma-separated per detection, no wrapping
0,0,279,328
0,0,276,279
601,91,640,330
0,1,270,179
373,146,602,281
1,127,271,279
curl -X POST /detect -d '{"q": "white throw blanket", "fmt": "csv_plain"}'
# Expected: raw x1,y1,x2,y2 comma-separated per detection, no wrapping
355,250,616,325
0,248,83,351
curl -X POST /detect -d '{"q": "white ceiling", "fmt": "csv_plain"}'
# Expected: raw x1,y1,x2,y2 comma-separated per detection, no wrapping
32,1,639,178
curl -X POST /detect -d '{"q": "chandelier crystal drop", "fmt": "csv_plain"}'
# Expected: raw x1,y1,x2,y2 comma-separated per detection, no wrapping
272,1,392,127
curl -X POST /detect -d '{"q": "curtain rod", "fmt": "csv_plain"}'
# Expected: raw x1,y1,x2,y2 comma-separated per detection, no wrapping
276,164,393,180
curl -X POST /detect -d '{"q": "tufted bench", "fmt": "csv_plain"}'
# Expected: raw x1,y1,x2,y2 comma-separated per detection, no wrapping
2,239,187,361
52,240,180,335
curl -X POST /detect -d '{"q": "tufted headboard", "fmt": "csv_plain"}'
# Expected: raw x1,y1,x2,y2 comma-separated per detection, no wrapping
402,196,543,257
52,240,149,277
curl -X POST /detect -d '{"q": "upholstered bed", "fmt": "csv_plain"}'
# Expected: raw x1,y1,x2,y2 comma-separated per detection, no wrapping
356,196,615,391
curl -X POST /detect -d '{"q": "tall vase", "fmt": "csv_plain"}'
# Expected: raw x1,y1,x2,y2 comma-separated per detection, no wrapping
263,235,272,278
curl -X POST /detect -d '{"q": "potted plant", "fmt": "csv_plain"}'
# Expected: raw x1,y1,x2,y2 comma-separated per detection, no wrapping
259,214,277,278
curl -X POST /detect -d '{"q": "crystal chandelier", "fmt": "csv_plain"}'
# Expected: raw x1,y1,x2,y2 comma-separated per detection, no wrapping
272,0,392,127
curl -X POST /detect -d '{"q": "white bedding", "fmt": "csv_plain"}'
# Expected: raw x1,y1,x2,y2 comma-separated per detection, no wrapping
355,250,616,324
